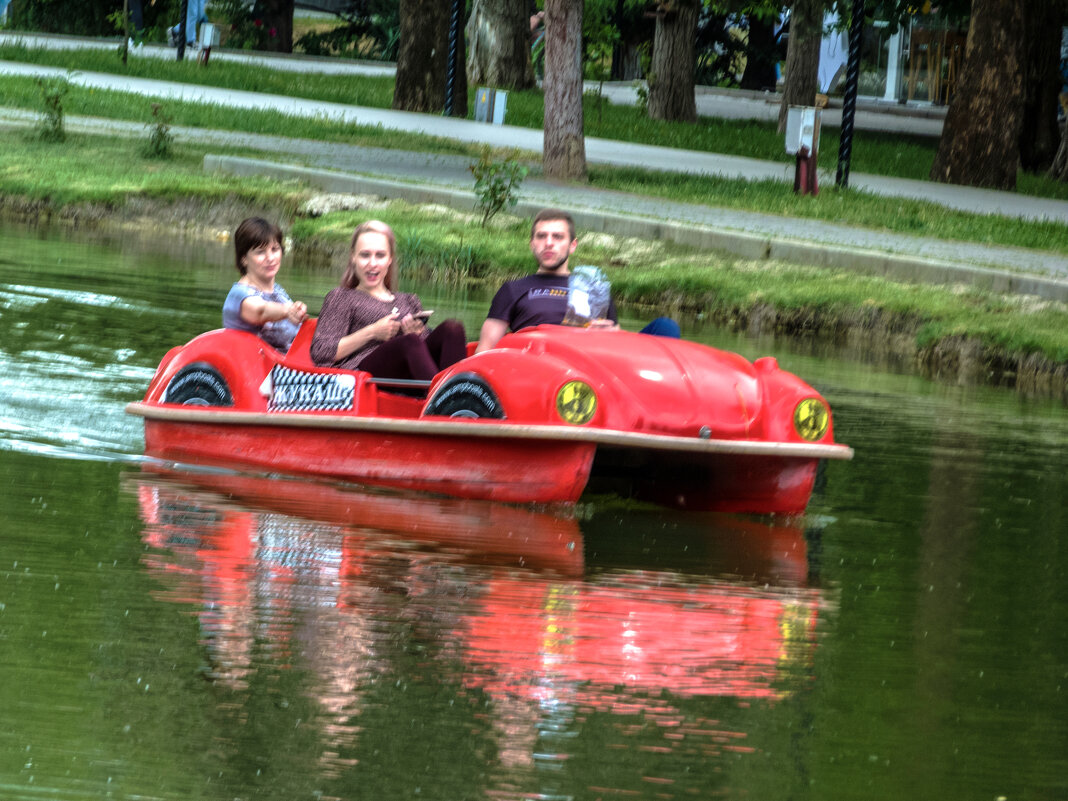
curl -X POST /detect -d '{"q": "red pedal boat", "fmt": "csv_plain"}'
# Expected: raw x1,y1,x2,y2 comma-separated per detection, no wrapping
126,321,853,513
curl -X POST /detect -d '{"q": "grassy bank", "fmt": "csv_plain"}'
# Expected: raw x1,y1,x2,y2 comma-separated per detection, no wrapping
0,126,1065,398
2,75,1067,255
2,41,1068,205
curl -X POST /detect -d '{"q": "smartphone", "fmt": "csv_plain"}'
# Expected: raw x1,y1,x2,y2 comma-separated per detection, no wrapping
413,310,434,320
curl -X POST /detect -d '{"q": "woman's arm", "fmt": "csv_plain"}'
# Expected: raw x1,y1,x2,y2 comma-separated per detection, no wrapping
332,313,400,361
310,289,400,366
240,294,307,327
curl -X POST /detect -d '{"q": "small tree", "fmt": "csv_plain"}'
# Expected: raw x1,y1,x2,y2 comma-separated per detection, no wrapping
470,147,528,226
34,77,69,143
143,103,174,159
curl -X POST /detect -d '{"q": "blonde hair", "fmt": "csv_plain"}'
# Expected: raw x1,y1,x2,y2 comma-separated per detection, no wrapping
341,220,398,291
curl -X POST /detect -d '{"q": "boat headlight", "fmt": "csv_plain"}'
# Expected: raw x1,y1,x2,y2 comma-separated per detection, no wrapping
793,397,829,441
556,381,597,425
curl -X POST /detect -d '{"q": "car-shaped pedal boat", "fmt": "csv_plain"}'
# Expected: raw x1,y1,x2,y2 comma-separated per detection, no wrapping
126,321,853,513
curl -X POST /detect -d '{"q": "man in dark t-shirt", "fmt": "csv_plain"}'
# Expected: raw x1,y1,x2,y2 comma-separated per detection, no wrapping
477,209,619,353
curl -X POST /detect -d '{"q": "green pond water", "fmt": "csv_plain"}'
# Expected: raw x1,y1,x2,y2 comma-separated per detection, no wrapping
0,221,1065,801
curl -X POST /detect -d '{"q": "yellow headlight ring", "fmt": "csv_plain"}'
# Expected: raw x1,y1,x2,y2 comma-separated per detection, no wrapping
793,397,829,441
556,381,597,425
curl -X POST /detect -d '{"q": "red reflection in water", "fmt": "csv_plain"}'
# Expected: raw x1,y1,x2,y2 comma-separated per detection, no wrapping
130,469,825,792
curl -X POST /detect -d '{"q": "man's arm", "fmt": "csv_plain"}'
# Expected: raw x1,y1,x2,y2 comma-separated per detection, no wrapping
476,318,509,353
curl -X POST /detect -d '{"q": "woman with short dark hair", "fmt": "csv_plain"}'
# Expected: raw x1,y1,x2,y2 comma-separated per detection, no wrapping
222,217,308,353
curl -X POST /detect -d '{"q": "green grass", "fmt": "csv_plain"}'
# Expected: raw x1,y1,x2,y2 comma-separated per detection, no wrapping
589,166,1068,254
4,41,1068,204
0,129,310,206
2,74,1067,256
0,75,481,156
1,127,1065,363
292,204,1068,362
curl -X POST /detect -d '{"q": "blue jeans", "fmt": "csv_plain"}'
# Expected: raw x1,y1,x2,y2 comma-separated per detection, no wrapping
639,317,681,338
173,0,207,44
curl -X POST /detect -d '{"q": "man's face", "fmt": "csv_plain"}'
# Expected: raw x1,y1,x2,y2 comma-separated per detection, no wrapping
530,219,577,274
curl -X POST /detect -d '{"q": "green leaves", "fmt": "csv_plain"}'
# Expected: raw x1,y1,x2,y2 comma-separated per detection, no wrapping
469,147,529,227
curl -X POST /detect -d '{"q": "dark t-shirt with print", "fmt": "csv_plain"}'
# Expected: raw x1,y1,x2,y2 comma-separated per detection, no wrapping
486,272,617,332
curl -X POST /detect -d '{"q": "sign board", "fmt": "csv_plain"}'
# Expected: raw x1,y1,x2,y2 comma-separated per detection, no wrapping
267,366,355,412
199,23,221,48
785,106,821,155
474,88,508,125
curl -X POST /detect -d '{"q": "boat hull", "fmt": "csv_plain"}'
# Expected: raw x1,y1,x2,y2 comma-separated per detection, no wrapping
590,446,820,514
144,417,596,505
129,325,853,513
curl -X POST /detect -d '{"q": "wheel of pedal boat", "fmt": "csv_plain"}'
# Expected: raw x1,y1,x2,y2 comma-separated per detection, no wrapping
423,372,505,419
163,362,234,407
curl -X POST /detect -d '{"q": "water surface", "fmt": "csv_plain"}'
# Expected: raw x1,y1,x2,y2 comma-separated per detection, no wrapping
0,222,1064,801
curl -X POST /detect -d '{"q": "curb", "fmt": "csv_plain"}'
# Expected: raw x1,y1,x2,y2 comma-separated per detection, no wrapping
205,154,1068,304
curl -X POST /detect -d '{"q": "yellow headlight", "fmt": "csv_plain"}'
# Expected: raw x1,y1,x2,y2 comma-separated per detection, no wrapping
793,398,829,441
556,381,597,425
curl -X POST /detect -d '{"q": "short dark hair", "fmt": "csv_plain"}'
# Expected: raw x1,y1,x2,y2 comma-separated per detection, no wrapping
531,208,575,241
234,217,284,275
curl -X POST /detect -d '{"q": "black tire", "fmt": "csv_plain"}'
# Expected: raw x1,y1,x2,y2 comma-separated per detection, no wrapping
423,372,505,419
163,362,234,407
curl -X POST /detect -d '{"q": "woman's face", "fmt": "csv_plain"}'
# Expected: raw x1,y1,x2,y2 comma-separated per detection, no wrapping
242,239,283,287
351,232,392,292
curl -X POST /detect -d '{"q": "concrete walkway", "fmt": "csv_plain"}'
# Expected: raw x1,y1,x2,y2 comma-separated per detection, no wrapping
1,57,1063,225
0,33,1066,301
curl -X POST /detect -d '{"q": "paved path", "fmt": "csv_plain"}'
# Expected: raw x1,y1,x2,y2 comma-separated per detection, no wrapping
1,57,1063,226
1,31,945,134
0,33,1065,299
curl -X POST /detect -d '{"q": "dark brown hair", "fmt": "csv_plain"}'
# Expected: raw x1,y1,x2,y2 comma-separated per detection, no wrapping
341,220,398,292
234,217,284,275
530,208,575,241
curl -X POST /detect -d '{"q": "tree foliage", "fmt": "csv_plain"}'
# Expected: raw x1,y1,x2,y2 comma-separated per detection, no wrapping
6,0,180,37
293,0,400,60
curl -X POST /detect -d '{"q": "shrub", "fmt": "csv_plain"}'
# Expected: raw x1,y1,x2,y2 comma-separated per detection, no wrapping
469,147,528,228
143,103,174,158
34,76,69,143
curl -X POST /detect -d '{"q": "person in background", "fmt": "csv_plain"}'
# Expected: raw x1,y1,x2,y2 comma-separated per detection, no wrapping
169,0,206,50
476,208,680,353
310,220,467,381
222,217,308,353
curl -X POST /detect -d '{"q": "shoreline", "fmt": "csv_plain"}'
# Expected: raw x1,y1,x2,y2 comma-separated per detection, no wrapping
3,192,1065,403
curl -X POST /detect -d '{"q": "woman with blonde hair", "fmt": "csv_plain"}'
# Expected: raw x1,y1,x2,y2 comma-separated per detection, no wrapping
310,220,466,380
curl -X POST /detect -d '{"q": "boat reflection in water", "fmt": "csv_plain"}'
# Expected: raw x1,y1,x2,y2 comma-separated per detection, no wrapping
129,468,828,791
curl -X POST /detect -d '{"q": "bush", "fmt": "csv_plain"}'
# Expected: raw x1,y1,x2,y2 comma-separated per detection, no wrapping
7,0,180,39
143,103,174,158
34,76,68,143
469,147,528,228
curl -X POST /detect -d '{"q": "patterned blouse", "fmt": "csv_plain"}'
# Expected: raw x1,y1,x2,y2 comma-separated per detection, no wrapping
309,287,428,370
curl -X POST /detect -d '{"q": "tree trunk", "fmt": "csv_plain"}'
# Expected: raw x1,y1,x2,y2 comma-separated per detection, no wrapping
1049,95,1068,181
648,0,698,123
254,0,293,52
393,0,468,115
930,0,1025,190
740,14,778,91
542,0,586,181
466,0,534,90
1018,0,1064,172
777,0,823,132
